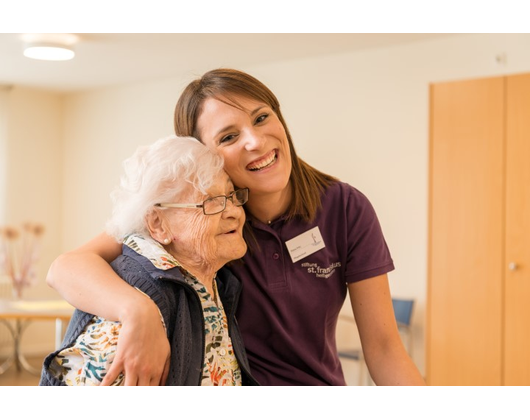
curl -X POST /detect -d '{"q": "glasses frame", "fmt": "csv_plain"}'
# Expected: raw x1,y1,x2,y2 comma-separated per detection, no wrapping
155,188,249,215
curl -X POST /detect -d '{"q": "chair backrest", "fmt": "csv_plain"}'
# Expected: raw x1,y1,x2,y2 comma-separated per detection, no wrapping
392,298,414,327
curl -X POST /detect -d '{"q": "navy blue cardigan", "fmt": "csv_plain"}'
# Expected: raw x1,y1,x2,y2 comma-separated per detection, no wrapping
39,245,259,386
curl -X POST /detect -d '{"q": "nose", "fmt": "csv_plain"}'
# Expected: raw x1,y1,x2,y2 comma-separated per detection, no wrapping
221,198,243,219
242,127,265,151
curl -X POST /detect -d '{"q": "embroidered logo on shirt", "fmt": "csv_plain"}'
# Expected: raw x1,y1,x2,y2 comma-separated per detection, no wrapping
301,262,341,279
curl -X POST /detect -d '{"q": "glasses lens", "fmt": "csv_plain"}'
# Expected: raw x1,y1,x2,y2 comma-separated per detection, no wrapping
202,189,248,215
203,196,226,215
233,188,248,206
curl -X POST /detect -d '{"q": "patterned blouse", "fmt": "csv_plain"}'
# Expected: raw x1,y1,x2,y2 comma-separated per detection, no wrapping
49,234,242,386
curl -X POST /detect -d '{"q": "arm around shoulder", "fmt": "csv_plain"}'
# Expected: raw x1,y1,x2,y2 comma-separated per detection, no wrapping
47,231,143,320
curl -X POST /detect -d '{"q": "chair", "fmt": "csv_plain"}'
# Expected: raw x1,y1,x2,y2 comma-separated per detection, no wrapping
392,298,414,356
337,320,367,386
337,297,415,385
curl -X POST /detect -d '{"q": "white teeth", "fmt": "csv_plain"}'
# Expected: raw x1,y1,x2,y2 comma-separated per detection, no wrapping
248,151,277,171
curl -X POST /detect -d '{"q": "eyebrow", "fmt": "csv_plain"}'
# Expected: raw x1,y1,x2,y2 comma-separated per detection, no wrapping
249,105,267,116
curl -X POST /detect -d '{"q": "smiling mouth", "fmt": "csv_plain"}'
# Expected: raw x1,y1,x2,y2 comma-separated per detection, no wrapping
222,229,239,235
247,150,277,172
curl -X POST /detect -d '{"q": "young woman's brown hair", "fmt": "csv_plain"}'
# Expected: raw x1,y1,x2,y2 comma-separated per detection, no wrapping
174,68,337,223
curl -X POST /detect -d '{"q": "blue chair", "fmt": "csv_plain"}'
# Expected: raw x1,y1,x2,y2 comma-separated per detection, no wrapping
337,298,415,385
392,298,415,356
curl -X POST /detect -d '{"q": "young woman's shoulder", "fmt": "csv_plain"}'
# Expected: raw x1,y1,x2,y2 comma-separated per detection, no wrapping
322,180,373,208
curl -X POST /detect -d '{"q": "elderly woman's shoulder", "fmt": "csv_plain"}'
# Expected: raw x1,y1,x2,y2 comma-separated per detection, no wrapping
215,267,242,294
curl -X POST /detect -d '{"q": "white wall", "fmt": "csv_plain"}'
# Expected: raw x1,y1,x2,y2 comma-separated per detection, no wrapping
1,86,64,355
5,86,63,299
0,87,8,225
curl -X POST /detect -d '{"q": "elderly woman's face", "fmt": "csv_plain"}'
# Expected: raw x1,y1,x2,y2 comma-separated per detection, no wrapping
163,171,247,270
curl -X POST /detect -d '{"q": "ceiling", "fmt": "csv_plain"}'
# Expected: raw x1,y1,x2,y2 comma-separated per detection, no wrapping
0,33,460,93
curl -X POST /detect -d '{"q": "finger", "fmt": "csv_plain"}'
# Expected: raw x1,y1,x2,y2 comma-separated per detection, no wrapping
159,358,170,386
124,372,139,386
101,360,123,386
137,372,152,386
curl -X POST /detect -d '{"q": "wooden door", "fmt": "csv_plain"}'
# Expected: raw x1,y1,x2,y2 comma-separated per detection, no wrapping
505,73,530,385
428,77,505,385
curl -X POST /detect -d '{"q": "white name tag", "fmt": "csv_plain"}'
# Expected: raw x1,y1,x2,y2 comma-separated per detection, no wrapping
285,226,326,263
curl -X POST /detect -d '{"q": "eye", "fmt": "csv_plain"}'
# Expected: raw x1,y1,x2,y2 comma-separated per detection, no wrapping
219,133,238,144
255,113,269,124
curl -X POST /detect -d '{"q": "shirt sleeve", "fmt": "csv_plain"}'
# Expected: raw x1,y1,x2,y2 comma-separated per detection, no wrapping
343,186,395,283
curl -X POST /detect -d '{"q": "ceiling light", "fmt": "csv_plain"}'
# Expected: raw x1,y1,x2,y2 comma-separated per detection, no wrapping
21,33,79,61
23,43,75,61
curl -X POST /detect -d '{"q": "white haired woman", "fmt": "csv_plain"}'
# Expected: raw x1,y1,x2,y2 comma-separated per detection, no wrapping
39,135,259,386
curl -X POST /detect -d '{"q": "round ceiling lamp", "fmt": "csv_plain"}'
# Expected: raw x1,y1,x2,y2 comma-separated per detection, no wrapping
23,44,75,61
21,33,79,61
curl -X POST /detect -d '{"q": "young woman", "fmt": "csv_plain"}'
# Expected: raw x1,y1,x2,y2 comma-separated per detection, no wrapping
47,68,425,386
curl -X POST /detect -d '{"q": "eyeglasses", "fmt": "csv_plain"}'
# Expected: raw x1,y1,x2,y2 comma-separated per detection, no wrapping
155,188,249,215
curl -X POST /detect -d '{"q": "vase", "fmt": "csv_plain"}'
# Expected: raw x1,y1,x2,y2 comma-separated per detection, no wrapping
12,275,26,300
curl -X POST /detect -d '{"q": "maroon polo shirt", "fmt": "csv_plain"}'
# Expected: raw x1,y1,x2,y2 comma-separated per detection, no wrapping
230,181,395,385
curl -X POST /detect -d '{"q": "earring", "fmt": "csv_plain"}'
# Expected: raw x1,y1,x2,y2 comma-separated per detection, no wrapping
163,238,170,244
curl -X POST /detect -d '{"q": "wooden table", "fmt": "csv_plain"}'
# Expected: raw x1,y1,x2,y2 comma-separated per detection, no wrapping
0,299,74,376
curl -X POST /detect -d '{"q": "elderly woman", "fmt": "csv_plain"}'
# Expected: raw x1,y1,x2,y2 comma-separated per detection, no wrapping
39,135,258,386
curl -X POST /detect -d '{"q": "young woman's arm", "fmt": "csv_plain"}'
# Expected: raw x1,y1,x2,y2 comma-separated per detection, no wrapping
47,232,170,386
349,274,425,385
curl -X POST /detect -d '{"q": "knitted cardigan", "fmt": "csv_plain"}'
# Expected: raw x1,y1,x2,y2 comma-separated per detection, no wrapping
39,245,259,386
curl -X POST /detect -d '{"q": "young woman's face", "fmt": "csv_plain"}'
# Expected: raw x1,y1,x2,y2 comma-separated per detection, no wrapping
196,95,292,199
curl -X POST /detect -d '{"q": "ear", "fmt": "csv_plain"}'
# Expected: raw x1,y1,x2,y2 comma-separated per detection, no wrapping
145,208,170,244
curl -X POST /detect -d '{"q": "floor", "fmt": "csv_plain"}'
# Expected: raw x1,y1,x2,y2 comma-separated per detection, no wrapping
0,355,44,386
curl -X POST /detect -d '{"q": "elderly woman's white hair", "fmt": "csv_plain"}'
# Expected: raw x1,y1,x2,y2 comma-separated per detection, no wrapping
106,135,225,241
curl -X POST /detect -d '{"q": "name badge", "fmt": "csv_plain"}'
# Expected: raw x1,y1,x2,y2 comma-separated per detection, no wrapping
285,226,326,263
